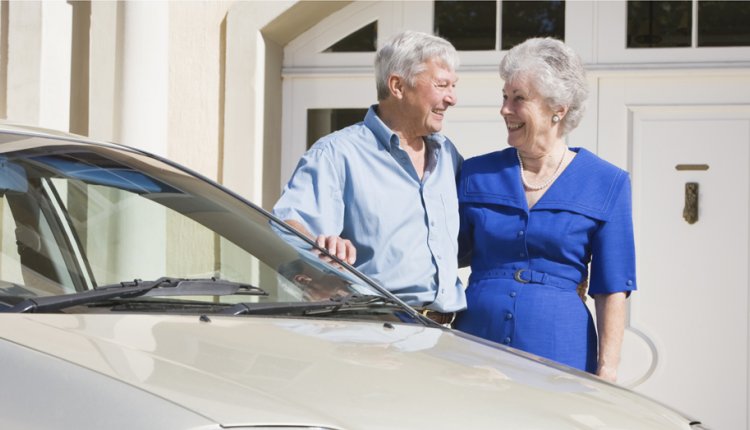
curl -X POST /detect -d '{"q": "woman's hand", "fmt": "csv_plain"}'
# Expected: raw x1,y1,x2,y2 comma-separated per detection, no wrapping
596,363,619,383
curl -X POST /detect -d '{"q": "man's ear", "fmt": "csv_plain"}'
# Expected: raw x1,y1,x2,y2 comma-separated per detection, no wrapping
388,74,405,99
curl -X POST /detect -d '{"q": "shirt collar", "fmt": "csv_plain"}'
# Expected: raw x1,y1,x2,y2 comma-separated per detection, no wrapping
364,104,446,153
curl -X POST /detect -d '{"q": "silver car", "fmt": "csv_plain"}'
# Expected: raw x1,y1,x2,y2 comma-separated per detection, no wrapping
0,124,707,429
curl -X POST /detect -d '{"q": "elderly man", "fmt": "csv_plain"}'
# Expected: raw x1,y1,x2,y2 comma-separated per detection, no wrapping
273,31,464,324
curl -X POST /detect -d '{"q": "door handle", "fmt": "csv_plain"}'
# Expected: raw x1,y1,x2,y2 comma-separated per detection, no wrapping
683,182,699,224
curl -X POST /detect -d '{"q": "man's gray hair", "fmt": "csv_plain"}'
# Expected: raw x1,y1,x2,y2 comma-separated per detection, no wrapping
500,37,588,135
375,31,459,101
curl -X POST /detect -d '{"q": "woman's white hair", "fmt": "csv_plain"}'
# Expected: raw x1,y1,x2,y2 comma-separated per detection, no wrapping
500,37,588,135
375,31,459,101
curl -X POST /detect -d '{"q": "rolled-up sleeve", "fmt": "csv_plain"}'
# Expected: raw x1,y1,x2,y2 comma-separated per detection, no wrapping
273,146,344,237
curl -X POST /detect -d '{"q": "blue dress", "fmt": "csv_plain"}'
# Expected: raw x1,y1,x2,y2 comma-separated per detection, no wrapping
454,147,637,373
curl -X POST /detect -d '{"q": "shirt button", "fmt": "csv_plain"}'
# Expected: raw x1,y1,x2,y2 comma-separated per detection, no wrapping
503,337,511,344
505,312,513,320
436,254,442,260
510,291,517,298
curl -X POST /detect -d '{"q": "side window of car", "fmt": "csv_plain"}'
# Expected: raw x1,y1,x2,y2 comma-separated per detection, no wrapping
0,180,81,297
0,198,26,287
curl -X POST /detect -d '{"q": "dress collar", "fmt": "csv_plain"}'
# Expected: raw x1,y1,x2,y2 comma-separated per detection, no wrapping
459,147,626,220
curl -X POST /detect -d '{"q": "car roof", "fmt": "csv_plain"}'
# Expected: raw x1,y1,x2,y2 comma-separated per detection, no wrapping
0,121,89,140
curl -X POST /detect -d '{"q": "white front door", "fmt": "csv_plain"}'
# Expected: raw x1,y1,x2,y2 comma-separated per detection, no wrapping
599,73,750,430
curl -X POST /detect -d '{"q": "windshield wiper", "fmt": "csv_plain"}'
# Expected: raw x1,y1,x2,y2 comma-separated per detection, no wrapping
0,277,267,313
220,294,407,316
135,277,267,297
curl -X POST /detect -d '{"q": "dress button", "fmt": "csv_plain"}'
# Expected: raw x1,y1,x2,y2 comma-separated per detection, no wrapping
518,230,525,237
503,337,511,344
627,280,633,286
505,312,513,320
510,291,517,298
519,252,526,258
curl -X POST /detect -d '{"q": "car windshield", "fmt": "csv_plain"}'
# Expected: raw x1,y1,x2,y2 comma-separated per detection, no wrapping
0,131,417,323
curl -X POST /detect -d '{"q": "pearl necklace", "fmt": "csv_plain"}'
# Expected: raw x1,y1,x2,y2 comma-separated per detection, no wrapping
516,147,566,191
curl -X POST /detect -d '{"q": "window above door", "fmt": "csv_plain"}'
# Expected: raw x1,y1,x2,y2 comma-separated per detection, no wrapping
324,21,378,53
283,0,574,72
282,1,750,74
627,1,750,48
283,1,414,71
433,1,565,51
598,0,750,65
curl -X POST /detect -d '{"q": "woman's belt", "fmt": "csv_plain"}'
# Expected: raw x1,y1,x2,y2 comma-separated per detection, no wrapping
469,268,579,291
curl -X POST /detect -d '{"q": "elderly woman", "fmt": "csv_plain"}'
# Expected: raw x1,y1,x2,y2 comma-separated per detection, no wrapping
454,38,636,382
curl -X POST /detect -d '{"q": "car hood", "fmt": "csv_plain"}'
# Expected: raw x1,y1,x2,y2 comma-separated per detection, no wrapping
0,314,690,429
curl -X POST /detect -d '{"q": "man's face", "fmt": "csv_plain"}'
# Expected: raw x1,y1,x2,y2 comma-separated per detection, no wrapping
400,59,458,136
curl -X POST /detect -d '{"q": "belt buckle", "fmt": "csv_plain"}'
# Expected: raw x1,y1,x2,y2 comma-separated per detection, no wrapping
514,269,530,284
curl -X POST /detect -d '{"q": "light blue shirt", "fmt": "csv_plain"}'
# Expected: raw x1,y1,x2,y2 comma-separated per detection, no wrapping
273,105,466,312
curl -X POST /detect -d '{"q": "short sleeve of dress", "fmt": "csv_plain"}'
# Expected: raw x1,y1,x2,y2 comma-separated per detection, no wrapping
589,174,637,296
272,145,345,237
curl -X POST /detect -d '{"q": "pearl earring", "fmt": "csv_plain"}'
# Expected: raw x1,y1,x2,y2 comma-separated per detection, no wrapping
552,115,560,123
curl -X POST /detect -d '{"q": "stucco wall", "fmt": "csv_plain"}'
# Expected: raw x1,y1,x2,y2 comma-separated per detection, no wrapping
0,0,353,209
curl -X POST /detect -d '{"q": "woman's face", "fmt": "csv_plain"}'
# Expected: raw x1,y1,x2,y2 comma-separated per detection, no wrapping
500,74,557,151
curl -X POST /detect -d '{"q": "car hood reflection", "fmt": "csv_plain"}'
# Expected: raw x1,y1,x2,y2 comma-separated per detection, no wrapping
0,314,689,429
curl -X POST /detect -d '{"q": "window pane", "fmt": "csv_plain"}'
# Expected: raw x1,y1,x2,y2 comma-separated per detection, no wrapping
627,1,692,48
501,1,565,50
434,1,496,50
307,109,368,149
324,21,377,52
698,1,750,47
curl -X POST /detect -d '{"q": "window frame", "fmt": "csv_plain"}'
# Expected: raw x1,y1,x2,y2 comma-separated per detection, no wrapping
597,1,750,65
282,1,601,71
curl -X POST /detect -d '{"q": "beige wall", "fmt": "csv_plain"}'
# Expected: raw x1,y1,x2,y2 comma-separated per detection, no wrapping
223,0,349,209
168,1,233,179
0,0,350,211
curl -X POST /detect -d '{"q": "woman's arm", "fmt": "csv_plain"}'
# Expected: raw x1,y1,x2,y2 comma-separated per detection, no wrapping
593,291,627,382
